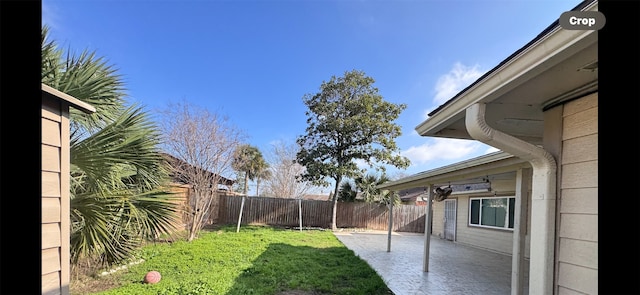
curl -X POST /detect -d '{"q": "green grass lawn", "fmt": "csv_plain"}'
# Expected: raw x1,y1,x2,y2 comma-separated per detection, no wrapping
87,225,393,295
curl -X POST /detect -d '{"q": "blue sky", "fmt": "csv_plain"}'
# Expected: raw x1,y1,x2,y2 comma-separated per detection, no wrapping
43,0,582,193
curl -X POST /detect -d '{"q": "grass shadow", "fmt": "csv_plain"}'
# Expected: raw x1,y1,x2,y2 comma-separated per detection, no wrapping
226,242,394,295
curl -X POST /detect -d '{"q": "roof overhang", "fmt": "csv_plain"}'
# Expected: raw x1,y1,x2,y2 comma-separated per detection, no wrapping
416,1,598,144
42,83,96,114
380,151,530,191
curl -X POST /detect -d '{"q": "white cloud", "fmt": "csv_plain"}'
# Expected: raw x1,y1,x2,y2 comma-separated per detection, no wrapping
401,138,479,165
433,62,484,105
422,62,484,120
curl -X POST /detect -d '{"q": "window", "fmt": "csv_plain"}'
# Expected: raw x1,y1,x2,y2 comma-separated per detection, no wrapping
469,196,515,230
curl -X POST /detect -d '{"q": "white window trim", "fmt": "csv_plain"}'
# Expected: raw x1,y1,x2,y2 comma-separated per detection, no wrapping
468,196,515,231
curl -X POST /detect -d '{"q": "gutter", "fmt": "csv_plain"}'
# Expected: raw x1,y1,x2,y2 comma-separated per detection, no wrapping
466,103,556,295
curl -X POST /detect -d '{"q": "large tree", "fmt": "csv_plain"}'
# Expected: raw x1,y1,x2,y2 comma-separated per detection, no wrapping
161,102,244,241
42,26,179,267
296,69,410,230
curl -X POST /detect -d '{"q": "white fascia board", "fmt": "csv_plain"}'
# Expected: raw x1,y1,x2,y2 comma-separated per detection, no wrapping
379,151,522,190
42,83,96,114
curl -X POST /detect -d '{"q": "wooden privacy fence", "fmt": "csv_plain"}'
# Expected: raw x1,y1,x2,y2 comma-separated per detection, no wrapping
336,202,426,232
218,195,332,228
216,195,426,233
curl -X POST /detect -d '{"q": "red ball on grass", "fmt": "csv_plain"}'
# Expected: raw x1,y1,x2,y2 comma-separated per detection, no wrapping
144,271,161,284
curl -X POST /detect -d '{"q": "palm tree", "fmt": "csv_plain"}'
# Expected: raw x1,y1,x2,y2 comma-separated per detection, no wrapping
42,26,179,267
338,180,357,202
355,173,400,205
231,144,265,195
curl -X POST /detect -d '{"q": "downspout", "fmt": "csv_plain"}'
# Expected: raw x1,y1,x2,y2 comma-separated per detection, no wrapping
465,103,556,295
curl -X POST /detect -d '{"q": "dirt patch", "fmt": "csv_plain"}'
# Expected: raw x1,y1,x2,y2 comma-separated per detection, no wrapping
70,262,126,295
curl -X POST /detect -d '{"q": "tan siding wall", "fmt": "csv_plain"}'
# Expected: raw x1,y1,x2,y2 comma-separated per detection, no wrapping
561,134,597,164
42,95,71,295
42,145,61,172
558,239,597,269
42,197,61,223
558,214,597,242
560,188,597,214
42,271,61,295
430,179,534,257
558,263,598,294
43,117,62,146
431,201,444,237
42,247,61,274
42,171,61,197
43,223,62,249
557,92,598,294
561,161,598,189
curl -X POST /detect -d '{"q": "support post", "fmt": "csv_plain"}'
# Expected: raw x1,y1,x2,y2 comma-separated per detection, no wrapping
512,168,531,295
387,198,394,252
423,184,433,272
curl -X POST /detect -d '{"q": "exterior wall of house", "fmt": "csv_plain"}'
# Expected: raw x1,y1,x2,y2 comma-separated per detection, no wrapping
431,179,532,257
42,95,71,295
555,92,598,295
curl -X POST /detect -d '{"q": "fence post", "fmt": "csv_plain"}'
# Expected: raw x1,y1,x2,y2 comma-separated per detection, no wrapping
236,196,246,233
298,198,303,231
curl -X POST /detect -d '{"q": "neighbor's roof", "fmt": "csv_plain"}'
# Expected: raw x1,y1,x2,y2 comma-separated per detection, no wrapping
302,194,331,201
161,152,235,186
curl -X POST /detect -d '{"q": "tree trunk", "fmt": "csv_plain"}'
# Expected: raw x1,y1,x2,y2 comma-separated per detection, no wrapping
331,175,342,230
243,172,249,195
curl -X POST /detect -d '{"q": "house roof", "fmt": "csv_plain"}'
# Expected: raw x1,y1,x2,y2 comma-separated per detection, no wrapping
416,0,598,145
380,151,529,191
161,152,235,186
42,83,96,114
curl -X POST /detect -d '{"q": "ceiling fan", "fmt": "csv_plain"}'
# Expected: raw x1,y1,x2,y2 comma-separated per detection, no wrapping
433,185,453,202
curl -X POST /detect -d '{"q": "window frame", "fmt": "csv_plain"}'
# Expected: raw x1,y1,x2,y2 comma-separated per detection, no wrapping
468,196,516,231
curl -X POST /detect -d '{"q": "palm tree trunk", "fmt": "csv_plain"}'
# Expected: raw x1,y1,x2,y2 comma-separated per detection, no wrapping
243,172,249,195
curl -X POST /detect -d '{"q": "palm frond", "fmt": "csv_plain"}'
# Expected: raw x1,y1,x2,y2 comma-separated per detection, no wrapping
41,27,126,132
42,25,62,84
71,105,167,196
71,189,180,266
70,192,119,264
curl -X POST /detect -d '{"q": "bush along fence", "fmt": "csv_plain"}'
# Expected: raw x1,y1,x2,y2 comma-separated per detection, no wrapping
215,194,426,233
